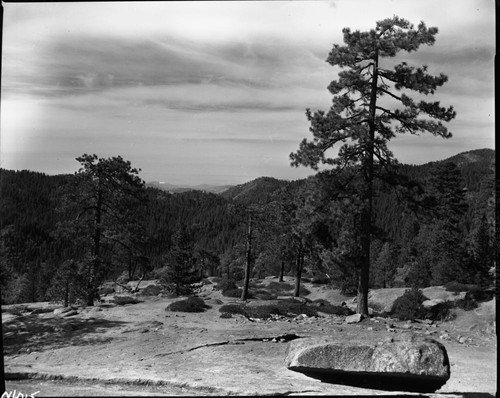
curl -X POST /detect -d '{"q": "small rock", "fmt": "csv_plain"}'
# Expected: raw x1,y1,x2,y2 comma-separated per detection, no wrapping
272,338,277,343
440,333,450,341
366,326,374,331
61,310,78,317
345,314,364,324
54,307,72,315
387,328,397,333
280,338,286,343
458,336,468,344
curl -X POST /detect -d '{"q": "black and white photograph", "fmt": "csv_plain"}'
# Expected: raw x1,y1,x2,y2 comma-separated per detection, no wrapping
1,0,495,396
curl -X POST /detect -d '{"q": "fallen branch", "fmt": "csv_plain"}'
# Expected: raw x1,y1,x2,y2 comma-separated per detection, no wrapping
153,334,304,358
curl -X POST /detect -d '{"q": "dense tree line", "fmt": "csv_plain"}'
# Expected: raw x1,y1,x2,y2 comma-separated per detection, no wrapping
0,148,494,305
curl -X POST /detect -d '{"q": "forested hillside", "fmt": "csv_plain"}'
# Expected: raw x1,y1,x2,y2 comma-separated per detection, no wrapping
0,149,494,304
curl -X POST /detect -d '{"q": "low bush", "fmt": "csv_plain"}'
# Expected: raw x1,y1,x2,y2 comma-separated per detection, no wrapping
299,285,311,296
140,284,162,296
391,287,428,321
2,305,28,316
98,286,115,296
444,281,473,292
455,291,479,311
116,271,131,285
466,286,494,302
222,288,245,298
425,301,457,322
252,289,277,300
266,281,293,294
167,296,211,312
113,295,141,305
368,302,385,313
311,299,354,316
215,278,238,293
219,299,318,320
311,275,330,285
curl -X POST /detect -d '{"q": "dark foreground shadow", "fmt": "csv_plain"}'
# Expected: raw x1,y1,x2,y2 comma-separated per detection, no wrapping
289,366,448,393
2,312,128,355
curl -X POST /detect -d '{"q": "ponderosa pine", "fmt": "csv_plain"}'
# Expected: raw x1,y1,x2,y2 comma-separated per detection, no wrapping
290,17,455,315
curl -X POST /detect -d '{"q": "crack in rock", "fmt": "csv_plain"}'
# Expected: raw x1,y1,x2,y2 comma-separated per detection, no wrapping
153,333,304,358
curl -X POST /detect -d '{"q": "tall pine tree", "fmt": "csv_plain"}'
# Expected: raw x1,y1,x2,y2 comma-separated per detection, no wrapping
290,17,455,315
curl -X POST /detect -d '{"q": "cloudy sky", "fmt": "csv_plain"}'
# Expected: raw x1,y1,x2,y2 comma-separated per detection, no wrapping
1,0,495,186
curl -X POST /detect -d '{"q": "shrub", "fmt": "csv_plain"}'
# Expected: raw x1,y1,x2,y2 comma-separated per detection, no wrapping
266,281,293,294
390,287,428,321
299,285,311,296
116,271,130,285
369,302,385,313
113,295,141,305
312,299,354,316
219,299,318,320
444,281,472,292
466,286,493,302
140,285,162,296
456,291,479,311
215,278,238,293
3,305,28,316
167,296,211,312
425,301,457,322
311,275,330,285
252,289,278,300
98,286,115,296
222,288,245,298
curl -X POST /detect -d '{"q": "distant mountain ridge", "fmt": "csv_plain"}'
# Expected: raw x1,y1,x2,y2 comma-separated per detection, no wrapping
442,148,495,168
146,181,232,194
146,148,494,198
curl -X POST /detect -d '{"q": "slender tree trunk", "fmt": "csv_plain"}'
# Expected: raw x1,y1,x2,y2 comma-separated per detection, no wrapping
357,51,378,316
88,184,103,306
241,214,252,301
64,278,69,307
200,258,205,279
279,259,285,282
293,246,303,297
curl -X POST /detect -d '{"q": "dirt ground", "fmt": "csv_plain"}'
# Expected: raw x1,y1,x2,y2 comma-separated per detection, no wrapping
2,277,497,396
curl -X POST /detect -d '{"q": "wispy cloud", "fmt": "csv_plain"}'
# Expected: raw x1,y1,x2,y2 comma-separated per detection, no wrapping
1,0,494,185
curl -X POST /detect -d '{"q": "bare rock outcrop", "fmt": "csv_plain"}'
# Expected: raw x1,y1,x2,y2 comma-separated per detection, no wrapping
284,334,450,392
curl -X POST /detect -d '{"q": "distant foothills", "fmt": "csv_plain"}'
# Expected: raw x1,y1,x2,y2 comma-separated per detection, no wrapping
145,148,495,195
0,147,495,305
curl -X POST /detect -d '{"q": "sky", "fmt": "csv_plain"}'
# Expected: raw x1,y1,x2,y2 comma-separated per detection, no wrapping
1,0,495,186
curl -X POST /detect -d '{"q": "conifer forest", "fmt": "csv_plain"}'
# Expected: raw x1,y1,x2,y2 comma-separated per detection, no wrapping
0,148,495,306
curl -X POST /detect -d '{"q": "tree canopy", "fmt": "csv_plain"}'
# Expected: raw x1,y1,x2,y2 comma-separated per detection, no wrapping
290,16,456,315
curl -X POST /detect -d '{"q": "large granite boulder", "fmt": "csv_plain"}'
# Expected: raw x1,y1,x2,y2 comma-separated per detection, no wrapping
284,334,450,392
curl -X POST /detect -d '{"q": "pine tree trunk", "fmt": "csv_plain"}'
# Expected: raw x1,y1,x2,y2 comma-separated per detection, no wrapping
64,279,69,308
279,259,285,282
357,50,378,317
241,215,253,301
293,247,303,297
88,184,103,307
